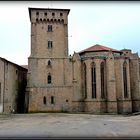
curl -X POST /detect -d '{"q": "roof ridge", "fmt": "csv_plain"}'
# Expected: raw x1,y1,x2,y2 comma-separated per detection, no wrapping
79,44,121,54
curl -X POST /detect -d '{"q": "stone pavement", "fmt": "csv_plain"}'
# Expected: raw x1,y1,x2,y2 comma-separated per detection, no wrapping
0,113,140,139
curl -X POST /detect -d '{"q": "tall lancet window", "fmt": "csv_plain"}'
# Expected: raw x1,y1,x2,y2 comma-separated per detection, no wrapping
83,63,87,98
123,61,128,98
91,63,96,98
101,62,105,99
48,74,52,84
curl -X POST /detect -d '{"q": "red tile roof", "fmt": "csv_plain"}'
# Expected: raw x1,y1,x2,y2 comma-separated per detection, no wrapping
79,44,121,54
21,65,28,69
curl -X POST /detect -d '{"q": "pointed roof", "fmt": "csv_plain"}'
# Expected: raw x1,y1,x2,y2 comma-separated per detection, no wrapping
79,44,121,54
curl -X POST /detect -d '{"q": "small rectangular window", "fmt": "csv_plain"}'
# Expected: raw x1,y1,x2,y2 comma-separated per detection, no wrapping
48,25,52,32
51,96,54,104
48,41,53,49
43,96,46,105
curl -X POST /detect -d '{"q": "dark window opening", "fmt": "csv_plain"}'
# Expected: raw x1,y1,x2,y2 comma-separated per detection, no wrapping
60,13,63,16
16,70,18,74
66,99,68,102
48,25,52,32
54,19,57,22
48,41,53,49
83,63,87,98
36,12,39,15
91,63,96,98
43,96,46,105
43,19,46,22
61,19,64,23
123,62,128,98
51,96,54,104
58,19,60,22
44,12,47,16
48,74,51,84
52,13,55,16
101,62,105,99
40,18,42,21
36,18,38,22
47,19,49,22
48,60,51,66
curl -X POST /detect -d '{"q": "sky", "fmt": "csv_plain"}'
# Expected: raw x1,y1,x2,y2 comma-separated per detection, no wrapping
0,1,140,65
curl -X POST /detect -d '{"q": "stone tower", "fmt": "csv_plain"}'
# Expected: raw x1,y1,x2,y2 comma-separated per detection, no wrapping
27,8,74,112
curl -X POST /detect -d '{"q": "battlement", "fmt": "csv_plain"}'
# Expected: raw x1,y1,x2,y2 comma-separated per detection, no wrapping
28,7,70,24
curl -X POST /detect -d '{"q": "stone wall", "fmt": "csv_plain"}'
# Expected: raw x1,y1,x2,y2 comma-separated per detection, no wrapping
0,58,27,113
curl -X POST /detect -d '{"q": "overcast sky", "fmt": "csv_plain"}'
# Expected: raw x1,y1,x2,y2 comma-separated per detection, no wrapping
0,1,140,65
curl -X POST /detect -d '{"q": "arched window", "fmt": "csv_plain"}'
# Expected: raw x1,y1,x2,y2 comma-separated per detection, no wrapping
48,60,51,66
101,62,105,99
123,61,128,98
43,96,46,105
83,63,87,98
61,19,64,23
91,62,96,98
48,74,51,84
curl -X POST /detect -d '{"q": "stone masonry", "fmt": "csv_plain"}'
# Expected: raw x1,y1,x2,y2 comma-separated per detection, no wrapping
26,7,140,114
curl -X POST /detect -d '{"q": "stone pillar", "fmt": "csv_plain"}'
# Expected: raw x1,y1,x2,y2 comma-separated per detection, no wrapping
72,53,82,101
106,52,117,113
95,59,101,100
121,59,132,113
126,59,131,100
130,57,140,112
30,22,36,57
86,60,92,99
95,59,108,113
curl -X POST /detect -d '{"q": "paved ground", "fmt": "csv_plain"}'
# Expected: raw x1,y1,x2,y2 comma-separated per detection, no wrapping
0,113,140,138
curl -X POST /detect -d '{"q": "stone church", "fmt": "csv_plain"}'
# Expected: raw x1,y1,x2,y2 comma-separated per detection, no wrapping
26,7,140,114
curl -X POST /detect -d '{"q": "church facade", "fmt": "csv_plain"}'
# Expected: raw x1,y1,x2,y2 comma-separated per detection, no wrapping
26,7,140,114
